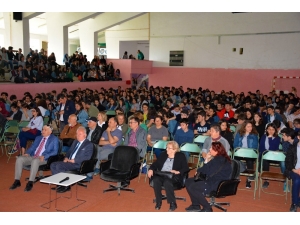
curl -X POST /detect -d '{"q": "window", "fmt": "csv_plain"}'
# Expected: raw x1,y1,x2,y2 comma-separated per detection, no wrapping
0,34,4,49
30,39,40,51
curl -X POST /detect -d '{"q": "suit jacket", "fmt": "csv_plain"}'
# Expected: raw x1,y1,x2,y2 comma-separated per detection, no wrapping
59,100,76,123
26,134,59,160
7,110,22,122
66,139,93,168
24,69,35,83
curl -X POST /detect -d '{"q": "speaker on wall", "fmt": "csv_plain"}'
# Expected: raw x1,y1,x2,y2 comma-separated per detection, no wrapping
13,12,22,21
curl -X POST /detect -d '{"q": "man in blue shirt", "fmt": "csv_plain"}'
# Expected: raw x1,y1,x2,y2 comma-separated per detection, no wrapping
194,111,211,136
174,118,194,160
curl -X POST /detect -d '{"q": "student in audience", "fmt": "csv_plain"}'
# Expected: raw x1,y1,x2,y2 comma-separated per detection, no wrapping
287,106,300,129
234,113,247,137
253,112,265,139
265,105,283,124
233,120,259,188
147,115,169,159
116,113,129,138
284,131,300,212
6,103,22,122
259,123,281,189
84,100,99,118
75,101,89,127
194,111,211,136
17,107,44,155
97,111,108,132
219,119,234,150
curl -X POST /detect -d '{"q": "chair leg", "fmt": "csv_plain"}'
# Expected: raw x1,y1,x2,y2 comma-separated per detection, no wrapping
212,203,228,212
103,182,135,195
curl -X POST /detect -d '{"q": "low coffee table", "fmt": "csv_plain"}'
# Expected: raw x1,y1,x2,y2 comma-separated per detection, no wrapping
40,172,86,212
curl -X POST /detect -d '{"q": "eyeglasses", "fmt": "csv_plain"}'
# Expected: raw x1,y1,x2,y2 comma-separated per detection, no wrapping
129,121,138,124
31,110,36,112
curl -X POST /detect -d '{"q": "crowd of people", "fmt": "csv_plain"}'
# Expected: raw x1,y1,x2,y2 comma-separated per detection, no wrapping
0,46,123,83
1,84,300,212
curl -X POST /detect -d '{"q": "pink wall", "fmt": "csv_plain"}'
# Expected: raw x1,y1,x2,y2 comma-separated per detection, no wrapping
0,81,126,99
149,67,300,94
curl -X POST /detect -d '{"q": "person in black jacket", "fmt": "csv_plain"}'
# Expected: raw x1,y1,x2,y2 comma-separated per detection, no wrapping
219,119,234,149
148,141,189,212
185,141,232,212
285,131,300,212
6,103,22,122
86,116,103,145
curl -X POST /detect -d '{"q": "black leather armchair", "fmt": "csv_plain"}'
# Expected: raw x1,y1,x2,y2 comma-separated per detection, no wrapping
24,139,64,183
67,143,98,187
206,159,241,212
149,171,189,203
100,146,141,195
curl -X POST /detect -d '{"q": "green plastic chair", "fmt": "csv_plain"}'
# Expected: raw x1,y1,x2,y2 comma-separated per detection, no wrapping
144,140,168,182
258,150,288,201
193,135,209,145
0,126,20,163
180,143,201,170
106,110,116,116
230,125,236,133
233,147,259,199
5,120,19,129
18,121,30,129
43,117,49,125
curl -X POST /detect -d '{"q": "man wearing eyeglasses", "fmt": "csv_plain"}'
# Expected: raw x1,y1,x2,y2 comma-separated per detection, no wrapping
9,125,59,192
124,116,147,159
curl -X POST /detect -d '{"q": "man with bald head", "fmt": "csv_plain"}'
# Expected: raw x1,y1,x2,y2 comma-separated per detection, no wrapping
9,125,59,192
60,114,81,153
51,126,94,193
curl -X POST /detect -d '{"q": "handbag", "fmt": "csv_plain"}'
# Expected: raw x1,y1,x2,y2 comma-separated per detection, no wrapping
154,171,174,179
27,128,37,135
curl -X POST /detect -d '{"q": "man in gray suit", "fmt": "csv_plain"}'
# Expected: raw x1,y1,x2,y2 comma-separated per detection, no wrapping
9,125,59,192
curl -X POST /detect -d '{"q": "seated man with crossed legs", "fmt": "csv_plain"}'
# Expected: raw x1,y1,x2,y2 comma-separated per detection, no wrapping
9,125,59,192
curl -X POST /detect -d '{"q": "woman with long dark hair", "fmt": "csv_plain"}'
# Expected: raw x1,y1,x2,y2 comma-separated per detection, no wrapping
17,107,43,155
185,142,232,212
253,112,265,139
75,101,88,127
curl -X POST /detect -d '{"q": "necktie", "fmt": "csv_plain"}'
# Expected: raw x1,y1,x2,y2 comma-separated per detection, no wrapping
69,142,80,160
34,138,46,158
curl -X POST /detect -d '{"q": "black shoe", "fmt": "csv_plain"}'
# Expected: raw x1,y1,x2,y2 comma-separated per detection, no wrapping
290,204,298,212
185,205,201,212
155,202,162,210
57,186,71,193
200,207,213,212
169,202,177,212
24,181,33,192
9,180,21,190
262,181,269,189
246,180,251,189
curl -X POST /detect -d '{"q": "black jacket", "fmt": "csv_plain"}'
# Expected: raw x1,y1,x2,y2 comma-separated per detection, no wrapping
285,143,298,178
7,110,22,122
86,125,103,145
150,151,189,181
196,155,232,194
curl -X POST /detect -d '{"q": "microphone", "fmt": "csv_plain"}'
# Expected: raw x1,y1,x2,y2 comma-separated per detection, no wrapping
59,177,69,183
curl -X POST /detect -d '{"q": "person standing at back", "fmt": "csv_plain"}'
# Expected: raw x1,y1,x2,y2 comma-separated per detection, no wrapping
137,50,144,60
57,93,76,133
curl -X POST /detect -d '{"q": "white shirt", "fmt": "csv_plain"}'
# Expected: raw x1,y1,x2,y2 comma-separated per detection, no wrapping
59,104,65,121
71,140,84,159
38,106,47,117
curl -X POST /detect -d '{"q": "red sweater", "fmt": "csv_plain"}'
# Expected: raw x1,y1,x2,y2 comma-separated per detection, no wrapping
0,102,9,117
217,108,234,120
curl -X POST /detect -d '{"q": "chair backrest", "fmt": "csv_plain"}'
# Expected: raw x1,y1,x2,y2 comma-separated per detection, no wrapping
5,126,20,134
110,146,139,172
153,140,168,149
233,147,259,159
6,120,19,128
193,135,208,144
180,143,201,154
58,139,63,154
261,150,286,162
229,159,240,179
91,144,98,160
106,110,116,116
43,117,49,125
18,121,29,128
230,125,236,133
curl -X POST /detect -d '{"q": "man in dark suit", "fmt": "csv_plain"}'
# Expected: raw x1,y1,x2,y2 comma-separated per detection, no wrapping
50,126,93,193
9,125,59,192
57,93,76,133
